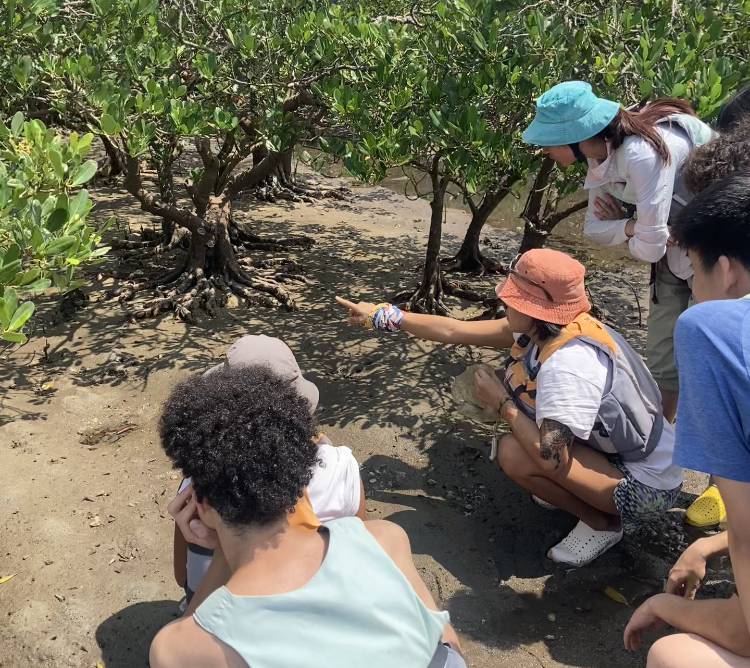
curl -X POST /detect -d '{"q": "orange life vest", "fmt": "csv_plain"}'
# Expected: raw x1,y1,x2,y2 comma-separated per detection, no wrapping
504,312,616,418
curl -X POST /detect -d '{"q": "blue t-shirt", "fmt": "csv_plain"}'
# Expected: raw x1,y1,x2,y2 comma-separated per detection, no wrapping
673,298,750,482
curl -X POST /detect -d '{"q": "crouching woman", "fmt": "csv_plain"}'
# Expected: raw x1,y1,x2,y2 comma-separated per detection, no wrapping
338,249,684,566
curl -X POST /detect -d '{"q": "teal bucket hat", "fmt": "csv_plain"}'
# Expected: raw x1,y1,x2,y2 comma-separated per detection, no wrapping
522,81,620,146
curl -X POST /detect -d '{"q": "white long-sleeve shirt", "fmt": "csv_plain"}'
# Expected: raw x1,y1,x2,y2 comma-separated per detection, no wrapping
582,122,696,279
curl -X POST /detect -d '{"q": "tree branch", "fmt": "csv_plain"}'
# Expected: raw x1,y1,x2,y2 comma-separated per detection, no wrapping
187,138,221,214
226,150,283,198
543,198,588,227
123,155,204,233
289,65,376,88
281,89,317,113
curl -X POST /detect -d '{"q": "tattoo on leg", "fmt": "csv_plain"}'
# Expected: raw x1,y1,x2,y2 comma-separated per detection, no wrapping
540,419,575,469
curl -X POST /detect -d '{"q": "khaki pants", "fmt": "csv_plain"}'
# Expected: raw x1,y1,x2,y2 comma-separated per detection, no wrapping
645,257,694,393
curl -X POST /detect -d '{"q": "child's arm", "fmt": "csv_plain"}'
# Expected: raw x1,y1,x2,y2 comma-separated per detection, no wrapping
356,477,366,520
185,545,231,616
173,525,188,588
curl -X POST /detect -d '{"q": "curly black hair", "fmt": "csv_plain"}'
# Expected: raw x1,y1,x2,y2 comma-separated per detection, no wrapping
681,115,750,195
159,366,319,528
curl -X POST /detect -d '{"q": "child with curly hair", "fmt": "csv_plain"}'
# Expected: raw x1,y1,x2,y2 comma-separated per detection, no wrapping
171,336,364,610
153,365,464,668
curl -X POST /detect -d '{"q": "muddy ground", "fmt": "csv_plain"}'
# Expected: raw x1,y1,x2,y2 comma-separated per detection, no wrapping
0,172,733,668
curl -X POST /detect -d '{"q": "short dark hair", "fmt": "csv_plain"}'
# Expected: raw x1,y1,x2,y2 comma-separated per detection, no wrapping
532,318,562,342
159,366,319,528
681,116,750,194
671,171,750,272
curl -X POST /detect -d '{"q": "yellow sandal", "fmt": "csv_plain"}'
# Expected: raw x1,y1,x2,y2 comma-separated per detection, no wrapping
685,485,726,528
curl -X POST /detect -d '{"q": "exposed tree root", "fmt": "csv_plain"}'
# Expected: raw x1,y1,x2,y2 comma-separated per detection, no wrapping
112,225,189,255
229,220,315,252
441,279,487,303
117,265,297,322
248,178,350,204
467,297,506,321
111,237,163,251
393,274,490,316
441,250,505,276
250,257,304,271
107,255,299,322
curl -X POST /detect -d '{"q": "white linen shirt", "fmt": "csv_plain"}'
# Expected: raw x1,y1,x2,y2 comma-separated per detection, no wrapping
582,124,694,279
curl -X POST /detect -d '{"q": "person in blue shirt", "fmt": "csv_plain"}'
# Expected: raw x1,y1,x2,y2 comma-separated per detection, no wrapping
623,172,750,667
678,111,750,528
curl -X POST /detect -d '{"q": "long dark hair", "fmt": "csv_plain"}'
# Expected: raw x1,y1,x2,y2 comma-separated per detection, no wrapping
598,98,696,165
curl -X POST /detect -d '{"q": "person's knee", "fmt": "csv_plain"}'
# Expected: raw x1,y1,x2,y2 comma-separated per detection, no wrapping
647,635,693,668
496,435,529,479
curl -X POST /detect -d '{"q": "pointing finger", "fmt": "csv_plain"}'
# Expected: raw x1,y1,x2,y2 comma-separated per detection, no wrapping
335,296,357,310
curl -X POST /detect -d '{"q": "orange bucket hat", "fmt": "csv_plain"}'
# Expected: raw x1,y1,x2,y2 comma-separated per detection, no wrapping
496,249,591,325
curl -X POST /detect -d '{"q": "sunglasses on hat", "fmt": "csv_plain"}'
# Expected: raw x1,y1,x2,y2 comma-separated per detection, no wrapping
507,254,554,303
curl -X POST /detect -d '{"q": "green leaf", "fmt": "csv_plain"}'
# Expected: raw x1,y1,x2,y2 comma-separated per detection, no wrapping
473,32,487,52
61,279,86,294
100,114,118,135
3,243,20,266
77,133,93,155
11,112,24,136
1,331,26,344
67,189,89,220
44,236,77,255
4,288,18,324
17,268,40,285
0,260,21,284
46,208,68,232
99,215,116,233
429,109,444,130
19,279,51,293
47,149,65,180
671,82,686,97
89,246,110,258
8,301,34,331
70,160,97,186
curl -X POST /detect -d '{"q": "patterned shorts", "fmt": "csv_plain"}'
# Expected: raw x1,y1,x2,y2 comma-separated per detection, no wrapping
609,457,682,534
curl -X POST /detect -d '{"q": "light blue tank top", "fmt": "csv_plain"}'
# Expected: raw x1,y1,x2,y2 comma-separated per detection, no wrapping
193,517,449,668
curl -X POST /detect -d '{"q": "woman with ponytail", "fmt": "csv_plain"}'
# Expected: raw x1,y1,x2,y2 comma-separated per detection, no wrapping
522,81,715,423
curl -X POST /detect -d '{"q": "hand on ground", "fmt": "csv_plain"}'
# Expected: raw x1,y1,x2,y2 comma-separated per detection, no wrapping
594,194,626,221
665,541,707,599
475,366,510,413
167,482,219,550
335,296,376,327
623,596,666,651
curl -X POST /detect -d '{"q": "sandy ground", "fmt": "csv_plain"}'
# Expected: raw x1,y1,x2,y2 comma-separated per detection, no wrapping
0,171,733,668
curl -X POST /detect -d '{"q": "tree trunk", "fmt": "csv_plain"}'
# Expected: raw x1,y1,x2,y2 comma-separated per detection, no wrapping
519,157,560,253
395,160,452,315
156,149,178,245
113,153,305,321
99,135,125,177
252,146,273,187
443,189,508,273
519,158,588,253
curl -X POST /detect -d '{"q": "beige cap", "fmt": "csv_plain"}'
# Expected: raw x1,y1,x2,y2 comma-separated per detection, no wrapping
206,335,319,414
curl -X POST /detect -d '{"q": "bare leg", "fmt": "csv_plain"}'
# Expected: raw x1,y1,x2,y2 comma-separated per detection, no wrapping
661,388,678,424
648,633,750,668
496,434,622,532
